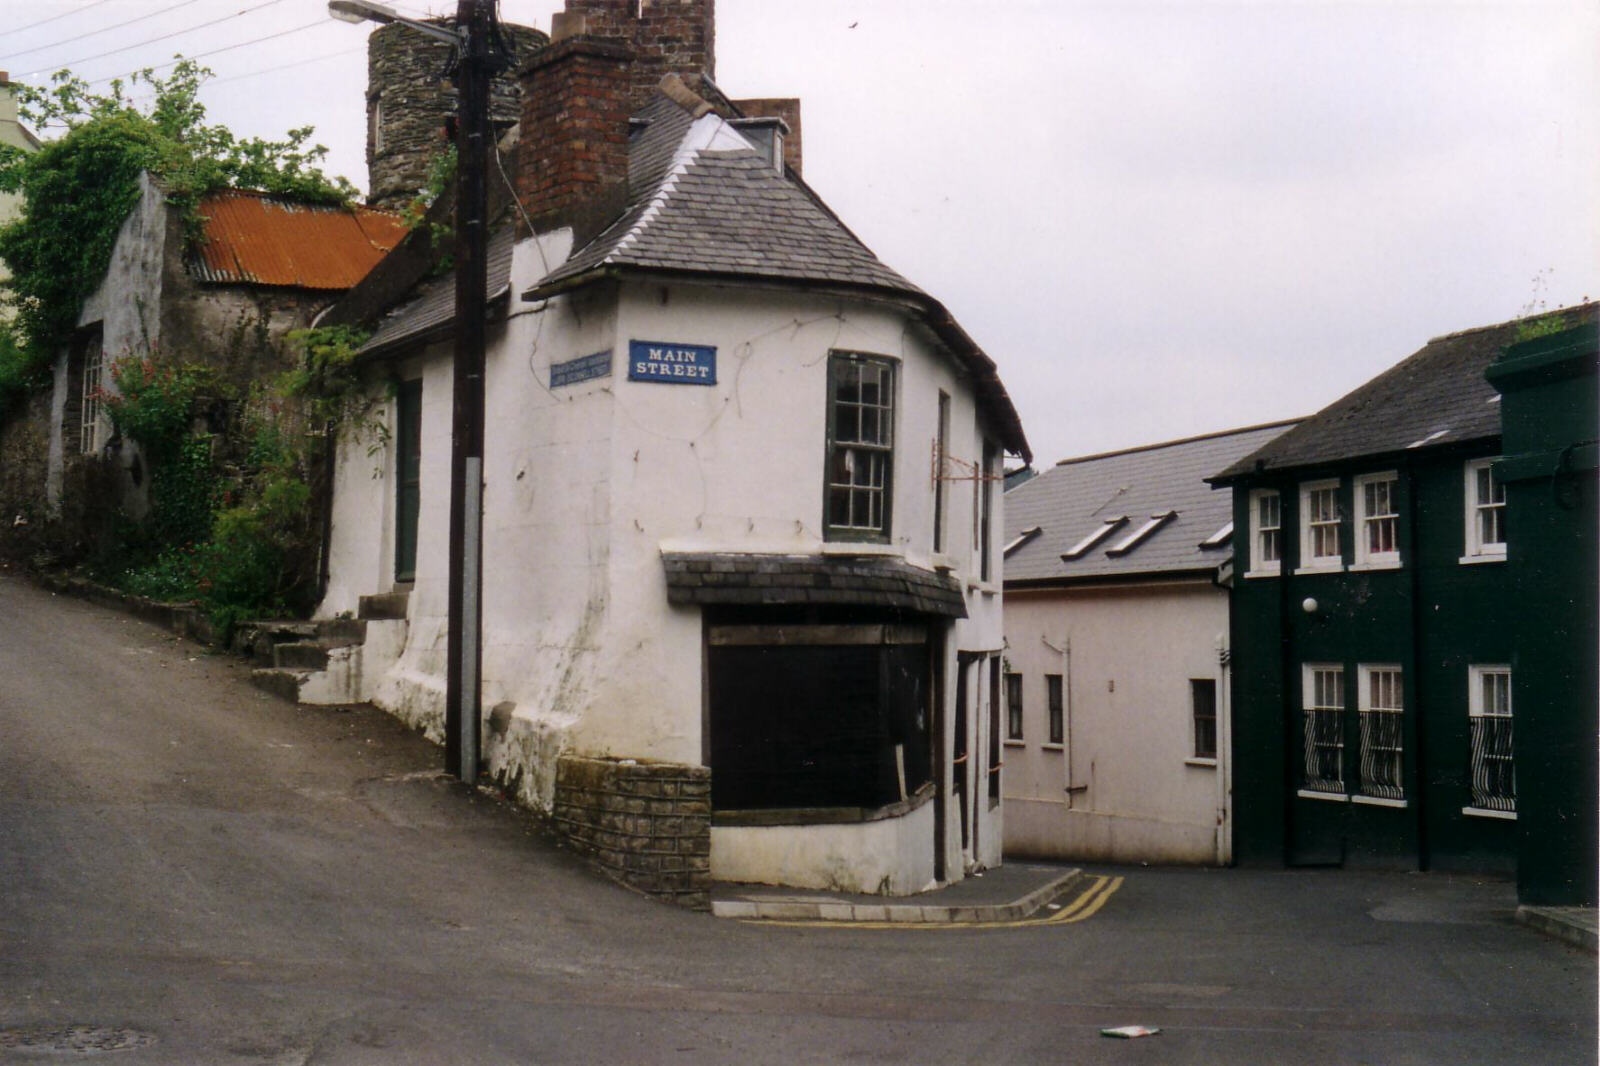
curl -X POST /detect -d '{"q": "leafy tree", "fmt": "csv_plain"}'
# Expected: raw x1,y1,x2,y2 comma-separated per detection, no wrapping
0,61,355,413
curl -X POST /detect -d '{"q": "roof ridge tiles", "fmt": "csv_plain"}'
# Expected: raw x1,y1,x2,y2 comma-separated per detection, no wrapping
1053,418,1302,468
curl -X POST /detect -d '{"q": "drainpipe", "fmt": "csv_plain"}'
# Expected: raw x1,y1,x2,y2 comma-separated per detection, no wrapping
316,419,335,604
1042,635,1083,807
1215,631,1232,865
1405,463,1428,870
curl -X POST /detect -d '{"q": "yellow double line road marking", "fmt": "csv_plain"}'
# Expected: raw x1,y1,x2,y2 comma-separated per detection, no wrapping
747,873,1125,930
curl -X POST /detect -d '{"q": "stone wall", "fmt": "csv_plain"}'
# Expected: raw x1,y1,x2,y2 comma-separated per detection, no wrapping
552,754,711,909
366,20,547,212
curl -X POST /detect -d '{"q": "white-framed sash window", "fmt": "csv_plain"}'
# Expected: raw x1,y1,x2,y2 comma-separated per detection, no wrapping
1246,488,1281,577
1297,479,1343,572
1353,472,1400,569
1465,665,1515,816
1356,664,1405,803
1461,458,1506,563
1301,663,1345,794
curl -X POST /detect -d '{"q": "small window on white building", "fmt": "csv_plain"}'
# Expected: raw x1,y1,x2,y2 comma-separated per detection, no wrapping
1357,664,1404,802
1467,665,1515,815
1353,472,1401,568
1247,489,1281,576
1191,678,1217,760
80,337,104,455
1462,458,1506,563
1302,663,1344,793
1045,674,1063,745
1298,479,1342,571
1004,672,1023,741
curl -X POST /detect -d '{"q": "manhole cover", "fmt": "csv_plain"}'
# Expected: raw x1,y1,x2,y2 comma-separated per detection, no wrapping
0,1025,157,1053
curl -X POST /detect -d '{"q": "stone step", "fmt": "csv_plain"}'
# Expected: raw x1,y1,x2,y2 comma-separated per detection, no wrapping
319,617,368,643
273,641,331,671
251,667,310,704
359,590,410,621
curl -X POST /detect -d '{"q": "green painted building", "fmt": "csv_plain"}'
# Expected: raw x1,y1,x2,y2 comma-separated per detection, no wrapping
1213,304,1596,892
1486,318,1598,905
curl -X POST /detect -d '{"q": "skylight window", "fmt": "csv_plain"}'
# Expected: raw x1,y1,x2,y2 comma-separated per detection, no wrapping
1003,526,1042,557
1106,511,1177,557
1060,516,1127,560
1406,428,1450,449
1199,521,1233,550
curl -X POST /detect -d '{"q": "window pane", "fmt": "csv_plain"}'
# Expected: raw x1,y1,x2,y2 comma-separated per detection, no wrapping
1191,679,1217,759
1046,674,1063,744
1005,674,1023,740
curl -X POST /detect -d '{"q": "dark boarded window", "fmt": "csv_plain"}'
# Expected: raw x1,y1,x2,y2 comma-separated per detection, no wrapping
709,624,929,812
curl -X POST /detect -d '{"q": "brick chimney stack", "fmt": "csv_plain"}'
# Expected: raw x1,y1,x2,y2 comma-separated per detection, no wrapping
515,0,716,240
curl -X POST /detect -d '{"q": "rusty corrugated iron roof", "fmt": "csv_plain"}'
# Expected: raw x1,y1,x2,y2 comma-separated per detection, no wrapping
187,189,407,291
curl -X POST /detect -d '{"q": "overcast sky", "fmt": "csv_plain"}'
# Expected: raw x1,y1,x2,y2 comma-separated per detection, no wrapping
5,0,1596,465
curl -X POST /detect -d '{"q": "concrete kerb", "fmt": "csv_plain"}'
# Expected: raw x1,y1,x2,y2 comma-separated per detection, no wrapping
1516,905,1599,953
711,867,1085,924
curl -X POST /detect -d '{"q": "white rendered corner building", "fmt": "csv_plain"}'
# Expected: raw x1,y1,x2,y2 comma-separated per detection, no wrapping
310,0,1031,902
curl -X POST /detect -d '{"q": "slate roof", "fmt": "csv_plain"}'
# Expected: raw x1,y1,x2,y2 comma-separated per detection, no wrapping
1214,304,1599,482
1004,421,1296,585
187,189,406,291
360,225,516,356
523,79,1029,462
662,552,967,618
536,92,926,299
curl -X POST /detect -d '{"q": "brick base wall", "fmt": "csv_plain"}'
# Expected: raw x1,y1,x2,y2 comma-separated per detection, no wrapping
552,755,711,909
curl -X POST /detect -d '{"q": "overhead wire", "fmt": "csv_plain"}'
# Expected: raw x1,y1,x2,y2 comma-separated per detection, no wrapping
0,0,210,65
204,46,362,86
2,0,117,40
21,0,296,75
84,19,333,86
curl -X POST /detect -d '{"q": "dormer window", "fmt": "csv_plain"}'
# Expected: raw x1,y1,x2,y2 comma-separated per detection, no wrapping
730,116,787,173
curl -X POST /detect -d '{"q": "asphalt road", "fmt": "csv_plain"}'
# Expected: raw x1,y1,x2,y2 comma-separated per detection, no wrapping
1,572,1594,1065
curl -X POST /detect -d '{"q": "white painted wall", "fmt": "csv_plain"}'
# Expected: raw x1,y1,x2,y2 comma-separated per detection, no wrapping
318,227,1011,889
1001,580,1231,865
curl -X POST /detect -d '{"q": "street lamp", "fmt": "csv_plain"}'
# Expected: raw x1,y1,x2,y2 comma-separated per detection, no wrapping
330,1,464,42
329,0,512,785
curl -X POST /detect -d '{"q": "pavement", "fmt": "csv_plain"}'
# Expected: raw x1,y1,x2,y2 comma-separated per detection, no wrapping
1517,904,1600,953
711,862,1091,923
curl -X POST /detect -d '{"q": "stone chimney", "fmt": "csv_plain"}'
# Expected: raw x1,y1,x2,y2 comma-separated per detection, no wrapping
365,19,548,211
514,0,717,239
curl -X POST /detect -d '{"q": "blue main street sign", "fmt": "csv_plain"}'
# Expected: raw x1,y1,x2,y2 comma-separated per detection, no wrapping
628,340,716,386
550,350,612,388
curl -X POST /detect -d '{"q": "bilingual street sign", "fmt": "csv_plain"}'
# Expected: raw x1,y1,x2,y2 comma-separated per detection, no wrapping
550,350,612,388
628,340,717,386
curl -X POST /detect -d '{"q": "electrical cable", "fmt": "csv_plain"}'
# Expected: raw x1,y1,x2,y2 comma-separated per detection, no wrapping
0,0,209,64
2,0,116,40
22,0,295,75
84,19,331,86
204,46,361,86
